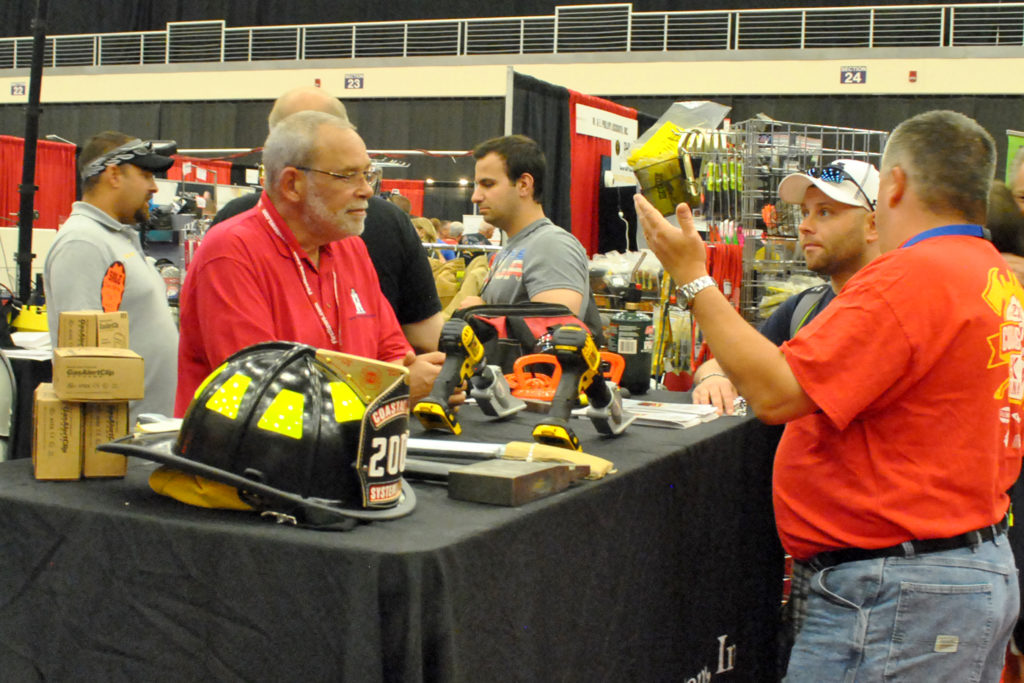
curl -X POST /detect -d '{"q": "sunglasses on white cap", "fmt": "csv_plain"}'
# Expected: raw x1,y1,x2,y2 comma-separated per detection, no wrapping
803,164,877,211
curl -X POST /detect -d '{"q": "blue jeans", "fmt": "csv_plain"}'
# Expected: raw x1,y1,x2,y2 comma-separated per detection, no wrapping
785,535,1019,682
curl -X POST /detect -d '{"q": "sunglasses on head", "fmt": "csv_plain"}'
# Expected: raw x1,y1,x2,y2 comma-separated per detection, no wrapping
81,139,156,180
804,164,876,210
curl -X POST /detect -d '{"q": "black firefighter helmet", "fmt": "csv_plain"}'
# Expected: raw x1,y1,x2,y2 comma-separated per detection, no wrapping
101,341,415,530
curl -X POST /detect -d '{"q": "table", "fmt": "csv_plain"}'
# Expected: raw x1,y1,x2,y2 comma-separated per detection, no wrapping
0,396,784,682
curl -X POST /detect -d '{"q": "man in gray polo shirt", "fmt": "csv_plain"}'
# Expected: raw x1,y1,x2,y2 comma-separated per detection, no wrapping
459,135,602,338
44,132,179,421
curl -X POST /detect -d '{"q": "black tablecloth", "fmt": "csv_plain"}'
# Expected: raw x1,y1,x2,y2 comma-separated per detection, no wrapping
0,396,784,682
8,356,51,461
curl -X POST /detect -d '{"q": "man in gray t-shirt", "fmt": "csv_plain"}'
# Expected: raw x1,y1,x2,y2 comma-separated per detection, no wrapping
44,132,179,421
459,135,598,334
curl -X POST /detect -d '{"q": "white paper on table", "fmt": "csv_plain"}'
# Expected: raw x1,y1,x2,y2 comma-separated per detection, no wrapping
572,398,719,429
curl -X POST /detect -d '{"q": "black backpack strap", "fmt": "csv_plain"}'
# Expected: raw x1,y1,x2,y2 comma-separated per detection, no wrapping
789,285,830,339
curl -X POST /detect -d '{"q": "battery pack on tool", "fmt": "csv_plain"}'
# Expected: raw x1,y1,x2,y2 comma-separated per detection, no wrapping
412,400,461,435
532,421,582,451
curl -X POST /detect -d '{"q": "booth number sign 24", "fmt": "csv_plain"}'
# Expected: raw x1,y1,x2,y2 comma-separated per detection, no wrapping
841,66,867,84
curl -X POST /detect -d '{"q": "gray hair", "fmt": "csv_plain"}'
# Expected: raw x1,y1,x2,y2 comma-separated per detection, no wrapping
262,111,356,192
448,221,464,237
881,110,995,224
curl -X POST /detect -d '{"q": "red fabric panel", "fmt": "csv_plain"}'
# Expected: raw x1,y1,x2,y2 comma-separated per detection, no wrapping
469,314,509,340
567,92,637,256
381,179,424,216
0,135,76,231
522,315,586,341
167,156,233,185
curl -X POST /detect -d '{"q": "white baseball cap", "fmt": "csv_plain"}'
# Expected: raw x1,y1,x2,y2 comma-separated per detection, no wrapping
777,159,879,211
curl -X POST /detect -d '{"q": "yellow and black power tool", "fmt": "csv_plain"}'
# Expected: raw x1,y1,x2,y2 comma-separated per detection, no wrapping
413,318,525,435
532,324,635,451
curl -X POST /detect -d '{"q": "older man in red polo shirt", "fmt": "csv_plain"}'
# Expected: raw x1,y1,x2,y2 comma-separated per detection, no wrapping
175,111,437,415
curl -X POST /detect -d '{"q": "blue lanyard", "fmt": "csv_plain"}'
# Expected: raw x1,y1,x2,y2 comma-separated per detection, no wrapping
901,224,985,249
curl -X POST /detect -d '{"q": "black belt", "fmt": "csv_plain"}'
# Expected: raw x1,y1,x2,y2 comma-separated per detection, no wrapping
805,517,1009,571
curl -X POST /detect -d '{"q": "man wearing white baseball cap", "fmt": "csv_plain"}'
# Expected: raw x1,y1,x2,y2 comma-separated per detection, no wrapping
778,158,879,212
691,159,880,416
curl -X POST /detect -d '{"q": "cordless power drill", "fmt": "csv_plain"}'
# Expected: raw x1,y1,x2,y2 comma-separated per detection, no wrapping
532,324,635,451
413,318,524,434
413,319,485,435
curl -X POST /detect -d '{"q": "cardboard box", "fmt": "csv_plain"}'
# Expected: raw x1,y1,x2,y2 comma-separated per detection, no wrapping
82,402,129,478
57,310,129,349
53,347,145,401
32,383,82,480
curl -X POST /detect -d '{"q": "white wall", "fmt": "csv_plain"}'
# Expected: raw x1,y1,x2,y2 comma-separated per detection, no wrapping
1,48,1022,104
0,228,56,284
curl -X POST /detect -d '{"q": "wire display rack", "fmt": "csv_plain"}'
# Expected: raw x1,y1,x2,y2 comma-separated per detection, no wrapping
730,119,888,323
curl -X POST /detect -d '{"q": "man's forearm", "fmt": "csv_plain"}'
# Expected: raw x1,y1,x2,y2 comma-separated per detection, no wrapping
688,285,815,423
633,193,816,423
693,358,724,385
402,311,444,353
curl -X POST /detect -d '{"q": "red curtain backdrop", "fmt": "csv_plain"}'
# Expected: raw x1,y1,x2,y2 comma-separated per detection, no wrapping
0,135,77,231
167,156,233,185
568,91,637,256
381,179,425,216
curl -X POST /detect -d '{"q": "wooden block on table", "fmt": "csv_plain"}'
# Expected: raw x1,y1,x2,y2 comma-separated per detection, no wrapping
447,459,588,506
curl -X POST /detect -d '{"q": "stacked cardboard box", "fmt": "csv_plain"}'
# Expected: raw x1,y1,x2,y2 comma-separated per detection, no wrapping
57,310,129,349
32,311,142,480
32,383,82,480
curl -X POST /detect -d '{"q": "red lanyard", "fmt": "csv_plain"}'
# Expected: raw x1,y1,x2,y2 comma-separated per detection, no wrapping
258,199,342,350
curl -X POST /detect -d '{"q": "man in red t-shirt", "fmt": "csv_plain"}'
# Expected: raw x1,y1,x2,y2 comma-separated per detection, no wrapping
176,111,442,415
635,110,1022,681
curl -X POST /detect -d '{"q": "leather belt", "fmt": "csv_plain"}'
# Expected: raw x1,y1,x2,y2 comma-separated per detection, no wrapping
804,517,1009,571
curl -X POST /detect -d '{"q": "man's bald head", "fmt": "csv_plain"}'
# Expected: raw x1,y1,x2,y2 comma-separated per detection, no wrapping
268,86,349,130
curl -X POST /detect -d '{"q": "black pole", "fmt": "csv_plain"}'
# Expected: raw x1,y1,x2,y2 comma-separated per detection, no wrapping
15,0,49,304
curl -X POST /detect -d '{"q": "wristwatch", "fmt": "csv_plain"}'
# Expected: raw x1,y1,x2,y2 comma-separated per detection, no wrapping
675,275,717,309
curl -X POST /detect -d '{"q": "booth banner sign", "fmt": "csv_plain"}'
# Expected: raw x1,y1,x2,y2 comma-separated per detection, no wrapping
575,103,637,143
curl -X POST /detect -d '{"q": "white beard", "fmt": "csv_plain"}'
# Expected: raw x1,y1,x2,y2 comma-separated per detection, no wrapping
303,185,364,239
